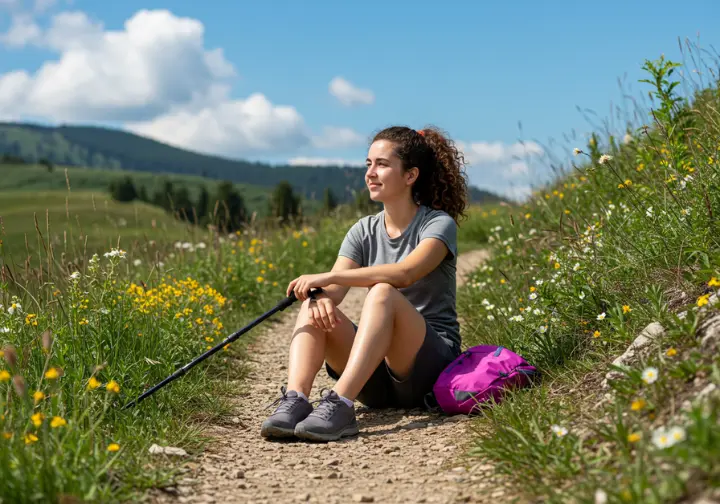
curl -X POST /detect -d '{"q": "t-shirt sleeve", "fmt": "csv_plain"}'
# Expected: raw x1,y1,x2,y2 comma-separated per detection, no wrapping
338,220,365,266
419,212,457,260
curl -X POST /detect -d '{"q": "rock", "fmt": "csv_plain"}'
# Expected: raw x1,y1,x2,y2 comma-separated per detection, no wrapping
602,322,665,388
327,472,339,479
307,472,322,479
443,415,467,423
383,446,399,454
235,470,245,479
403,422,427,429
698,312,720,351
296,494,310,502
323,458,340,466
352,495,374,503
148,444,188,456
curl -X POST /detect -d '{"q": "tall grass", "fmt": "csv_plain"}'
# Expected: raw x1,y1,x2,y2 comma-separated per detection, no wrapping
0,197,360,502
456,44,720,503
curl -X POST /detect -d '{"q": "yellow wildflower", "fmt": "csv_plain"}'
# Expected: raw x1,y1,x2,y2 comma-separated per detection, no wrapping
2,432,11,439
107,443,120,452
697,294,710,307
45,368,60,380
554,262,560,269
256,276,264,283
31,412,45,427
627,432,642,443
87,377,101,390
593,330,601,338
622,305,631,314
666,348,677,357
0,370,10,382
529,286,536,292
709,277,720,287
106,380,120,394
25,433,38,444
50,416,67,428
33,391,45,403
631,399,646,411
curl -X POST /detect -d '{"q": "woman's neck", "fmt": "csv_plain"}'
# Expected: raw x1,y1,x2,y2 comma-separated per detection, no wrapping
383,200,420,237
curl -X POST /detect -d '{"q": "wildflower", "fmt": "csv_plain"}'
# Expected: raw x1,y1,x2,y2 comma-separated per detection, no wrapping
106,380,120,394
666,348,677,357
579,292,585,300
133,259,142,267
44,368,60,380
708,277,720,288
0,370,10,381
623,133,633,144
667,426,686,444
33,391,45,403
551,424,568,437
646,207,653,218
31,412,45,427
573,148,582,156
69,272,81,280
697,294,710,307
107,443,120,452
538,325,547,333
487,315,495,321
7,302,21,315
529,293,537,300
50,416,67,428
598,154,613,165
302,241,308,247
554,262,560,269
622,305,631,314
627,432,642,443
256,276,264,283
641,367,658,384
2,432,11,439
593,330,601,338
631,399,646,411
24,433,38,444
573,263,580,271
87,376,101,390
597,312,606,321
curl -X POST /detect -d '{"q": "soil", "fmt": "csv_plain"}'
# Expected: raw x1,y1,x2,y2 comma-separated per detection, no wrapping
149,249,526,504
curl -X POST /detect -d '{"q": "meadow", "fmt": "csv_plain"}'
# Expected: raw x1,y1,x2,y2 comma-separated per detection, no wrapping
457,53,720,503
0,47,718,504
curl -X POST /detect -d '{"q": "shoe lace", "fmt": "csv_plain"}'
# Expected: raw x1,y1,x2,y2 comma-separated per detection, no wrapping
310,388,340,420
263,385,303,413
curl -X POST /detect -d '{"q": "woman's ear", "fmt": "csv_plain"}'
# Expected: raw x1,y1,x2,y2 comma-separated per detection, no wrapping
406,167,419,185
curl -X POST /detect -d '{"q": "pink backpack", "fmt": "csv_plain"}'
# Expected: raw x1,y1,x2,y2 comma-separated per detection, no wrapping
427,345,539,415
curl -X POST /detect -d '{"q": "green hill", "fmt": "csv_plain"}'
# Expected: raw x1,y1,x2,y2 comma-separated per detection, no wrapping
0,122,505,205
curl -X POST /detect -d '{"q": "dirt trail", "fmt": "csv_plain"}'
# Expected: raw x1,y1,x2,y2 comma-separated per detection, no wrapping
151,248,521,504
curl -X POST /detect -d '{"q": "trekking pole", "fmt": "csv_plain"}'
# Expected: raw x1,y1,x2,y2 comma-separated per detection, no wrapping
122,287,325,410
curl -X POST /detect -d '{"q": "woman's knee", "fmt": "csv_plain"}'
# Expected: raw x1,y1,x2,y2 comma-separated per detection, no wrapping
365,282,397,304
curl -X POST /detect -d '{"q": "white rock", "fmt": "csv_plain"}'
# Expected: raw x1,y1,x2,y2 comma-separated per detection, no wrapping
148,444,188,456
602,322,665,388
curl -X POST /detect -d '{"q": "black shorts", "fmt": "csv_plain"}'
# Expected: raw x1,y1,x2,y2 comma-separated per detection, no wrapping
325,319,460,409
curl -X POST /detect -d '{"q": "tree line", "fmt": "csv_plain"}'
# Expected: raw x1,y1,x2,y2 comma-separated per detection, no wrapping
108,175,380,232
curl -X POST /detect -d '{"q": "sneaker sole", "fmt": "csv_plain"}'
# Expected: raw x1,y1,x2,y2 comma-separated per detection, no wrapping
294,423,359,442
260,424,297,439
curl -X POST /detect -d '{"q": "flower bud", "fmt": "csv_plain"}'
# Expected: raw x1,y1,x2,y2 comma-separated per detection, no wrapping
12,375,26,397
41,330,53,352
3,346,17,368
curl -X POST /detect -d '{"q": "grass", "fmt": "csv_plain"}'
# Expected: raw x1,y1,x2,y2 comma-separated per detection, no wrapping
0,163,274,217
455,49,720,503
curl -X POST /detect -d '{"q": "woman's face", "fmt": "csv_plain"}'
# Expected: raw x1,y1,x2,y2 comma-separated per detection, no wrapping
365,140,417,202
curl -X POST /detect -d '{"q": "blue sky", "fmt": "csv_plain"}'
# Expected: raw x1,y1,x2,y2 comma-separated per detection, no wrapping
1,0,718,199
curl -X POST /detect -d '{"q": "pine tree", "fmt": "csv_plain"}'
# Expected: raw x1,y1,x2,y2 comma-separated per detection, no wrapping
270,180,301,225
213,181,247,232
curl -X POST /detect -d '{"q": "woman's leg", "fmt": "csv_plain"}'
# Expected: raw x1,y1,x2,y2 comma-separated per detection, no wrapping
286,297,357,397
294,283,427,442
331,283,427,401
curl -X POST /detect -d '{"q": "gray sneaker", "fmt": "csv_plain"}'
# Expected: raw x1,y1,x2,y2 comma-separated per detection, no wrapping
294,389,359,442
260,386,313,439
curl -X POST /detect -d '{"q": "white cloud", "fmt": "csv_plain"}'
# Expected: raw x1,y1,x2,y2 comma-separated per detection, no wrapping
457,140,544,166
329,76,374,107
126,92,310,157
0,13,40,46
311,126,366,149
288,157,364,167
33,0,55,13
0,9,237,122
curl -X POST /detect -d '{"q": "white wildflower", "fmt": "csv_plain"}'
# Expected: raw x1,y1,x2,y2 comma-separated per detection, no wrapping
533,308,542,315
481,298,490,306
195,242,207,249
641,366,658,384
7,303,21,315
538,325,547,333
529,293,538,300
133,259,142,267
579,292,585,300
573,148,581,156
646,207,653,218
652,427,671,449
69,272,81,280
551,424,568,437
573,263,580,271
598,154,613,165
667,425,686,445
487,315,495,321
623,133,633,144
597,312,606,321
0,327,9,333
594,488,608,504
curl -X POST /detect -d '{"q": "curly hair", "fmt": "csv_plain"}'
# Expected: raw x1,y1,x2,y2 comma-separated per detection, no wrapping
371,125,469,224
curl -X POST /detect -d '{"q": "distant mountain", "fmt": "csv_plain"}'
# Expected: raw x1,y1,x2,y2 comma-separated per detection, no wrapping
0,122,505,204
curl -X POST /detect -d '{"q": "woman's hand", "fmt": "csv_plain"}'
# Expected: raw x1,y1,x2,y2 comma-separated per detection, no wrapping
286,272,335,301
307,296,340,332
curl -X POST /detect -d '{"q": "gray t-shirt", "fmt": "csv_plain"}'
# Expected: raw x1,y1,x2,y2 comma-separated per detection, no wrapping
337,204,460,351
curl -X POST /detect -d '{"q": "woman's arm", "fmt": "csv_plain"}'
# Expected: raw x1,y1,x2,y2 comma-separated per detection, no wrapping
331,238,449,289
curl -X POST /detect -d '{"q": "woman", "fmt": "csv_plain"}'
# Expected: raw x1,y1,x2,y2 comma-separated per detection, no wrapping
261,125,469,442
